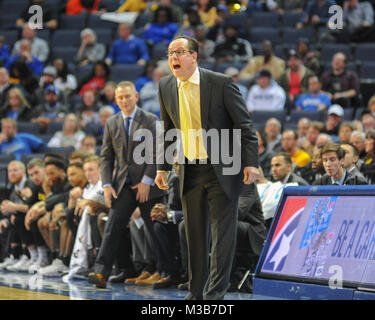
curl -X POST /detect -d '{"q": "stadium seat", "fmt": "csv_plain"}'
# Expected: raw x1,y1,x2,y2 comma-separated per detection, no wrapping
46,121,63,135
0,154,15,164
288,110,324,124
320,44,352,63
355,43,375,62
0,1,27,15
91,28,113,46
249,27,280,44
59,13,87,30
50,47,78,64
215,62,246,74
76,65,92,83
46,147,75,158
281,11,303,27
134,13,152,29
50,30,81,47
225,13,250,28
100,0,120,12
282,27,315,44
252,110,286,125
21,153,45,165
87,13,117,30
250,12,280,28
0,164,8,189
17,122,40,134
0,30,19,49
37,29,50,42
151,42,168,60
199,62,215,71
360,62,375,80
110,64,145,82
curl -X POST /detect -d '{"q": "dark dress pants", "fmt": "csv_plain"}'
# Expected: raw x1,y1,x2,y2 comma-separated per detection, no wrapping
93,185,162,280
182,163,239,300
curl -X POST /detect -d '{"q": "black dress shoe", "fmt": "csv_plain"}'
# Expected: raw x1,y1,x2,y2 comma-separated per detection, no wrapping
109,271,136,283
88,273,107,289
152,276,178,289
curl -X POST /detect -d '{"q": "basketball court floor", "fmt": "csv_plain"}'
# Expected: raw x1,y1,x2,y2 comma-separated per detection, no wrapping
0,270,264,300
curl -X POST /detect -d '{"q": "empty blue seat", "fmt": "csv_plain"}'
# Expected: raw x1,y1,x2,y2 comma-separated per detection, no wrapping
76,65,92,83
51,30,81,47
110,64,145,82
99,0,120,12
360,62,375,80
289,110,324,124
355,44,375,62
59,13,87,29
281,11,303,27
0,1,27,15
252,110,286,125
320,44,352,62
0,154,15,164
87,13,117,30
46,121,63,135
226,13,250,28
282,27,315,44
91,28,113,46
251,12,280,28
51,47,78,64
0,30,19,48
249,27,280,44
17,122,40,134
0,164,9,189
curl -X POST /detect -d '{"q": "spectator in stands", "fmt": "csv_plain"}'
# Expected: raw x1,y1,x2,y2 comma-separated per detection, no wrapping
0,87,33,122
256,130,275,179
143,6,179,46
246,0,278,14
302,121,324,156
16,0,58,30
0,119,45,161
341,142,367,181
84,106,114,146
78,61,110,98
31,84,69,132
47,113,86,151
278,49,315,105
297,0,337,29
296,38,321,76
139,67,166,115
314,143,368,185
361,109,375,133
80,135,97,155
0,36,10,67
212,24,253,64
77,90,100,129
338,121,354,143
271,152,309,184
264,117,283,153
350,130,367,160
195,24,215,63
0,67,14,108
274,0,306,14
179,6,203,38
205,4,229,42
367,95,375,113
8,61,39,106
316,132,333,148
361,129,375,183
295,75,331,111
282,129,311,168
6,40,44,77
134,61,157,93
53,58,77,96
225,67,248,100
12,25,49,63
298,117,311,144
116,0,147,13
239,40,285,81
321,52,360,109
98,81,120,113
297,144,326,184
324,104,344,141
196,0,218,28
0,161,35,271
106,23,149,67
157,0,184,26
246,69,286,112
66,0,101,15
75,28,106,67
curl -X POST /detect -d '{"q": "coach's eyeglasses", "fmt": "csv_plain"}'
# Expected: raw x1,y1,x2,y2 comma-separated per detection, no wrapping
167,49,193,58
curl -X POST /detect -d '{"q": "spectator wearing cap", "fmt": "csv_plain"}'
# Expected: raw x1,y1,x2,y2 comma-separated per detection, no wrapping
35,66,68,107
246,69,286,112
225,67,248,100
75,28,106,67
12,25,49,63
239,40,285,81
278,49,315,106
31,84,69,131
212,24,253,64
295,75,331,111
321,52,360,109
361,109,375,134
324,104,345,142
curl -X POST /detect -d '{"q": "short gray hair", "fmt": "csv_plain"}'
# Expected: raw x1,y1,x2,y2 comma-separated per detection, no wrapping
80,28,97,42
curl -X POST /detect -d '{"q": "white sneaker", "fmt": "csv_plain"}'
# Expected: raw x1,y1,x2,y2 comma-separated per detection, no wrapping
0,255,18,270
14,256,38,272
38,258,69,277
6,255,29,271
28,256,49,274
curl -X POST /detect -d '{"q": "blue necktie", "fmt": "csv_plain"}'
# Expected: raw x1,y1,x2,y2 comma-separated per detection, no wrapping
125,116,131,143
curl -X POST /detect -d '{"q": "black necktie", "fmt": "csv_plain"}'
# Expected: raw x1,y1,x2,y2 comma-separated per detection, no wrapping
125,116,131,142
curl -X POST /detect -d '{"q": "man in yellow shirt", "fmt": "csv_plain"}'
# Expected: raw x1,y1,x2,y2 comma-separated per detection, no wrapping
282,129,311,168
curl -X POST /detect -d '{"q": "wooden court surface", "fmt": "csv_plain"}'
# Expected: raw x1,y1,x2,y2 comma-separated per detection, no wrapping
0,286,71,300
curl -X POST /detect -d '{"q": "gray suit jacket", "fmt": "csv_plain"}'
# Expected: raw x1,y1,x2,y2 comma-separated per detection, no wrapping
100,107,166,199
157,67,258,198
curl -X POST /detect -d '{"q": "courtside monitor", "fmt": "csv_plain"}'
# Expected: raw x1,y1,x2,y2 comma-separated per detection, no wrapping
253,185,375,300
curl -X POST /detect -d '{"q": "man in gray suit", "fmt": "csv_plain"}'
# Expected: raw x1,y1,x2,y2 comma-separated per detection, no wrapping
88,81,166,288
271,153,309,186
155,35,259,300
